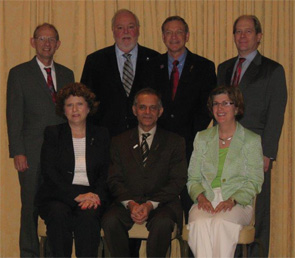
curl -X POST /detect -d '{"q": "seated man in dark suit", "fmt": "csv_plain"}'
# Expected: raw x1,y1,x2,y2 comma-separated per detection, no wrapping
102,88,187,257
81,9,159,137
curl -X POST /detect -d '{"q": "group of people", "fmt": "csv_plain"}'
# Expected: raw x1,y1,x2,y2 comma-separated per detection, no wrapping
6,8,287,258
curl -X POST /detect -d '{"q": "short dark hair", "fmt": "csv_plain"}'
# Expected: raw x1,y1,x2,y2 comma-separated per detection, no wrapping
233,15,262,34
207,85,244,120
111,9,140,29
56,83,98,118
33,23,59,41
161,16,189,34
133,88,162,108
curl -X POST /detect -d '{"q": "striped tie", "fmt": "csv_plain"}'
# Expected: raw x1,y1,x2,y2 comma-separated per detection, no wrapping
122,53,134,97
232,58,246,87
44,67,56,103
141,133,150,166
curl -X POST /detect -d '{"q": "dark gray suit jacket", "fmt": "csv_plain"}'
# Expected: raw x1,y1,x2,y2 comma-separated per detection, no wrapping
217,51,287,159
107,127,187,225
6,57,74,168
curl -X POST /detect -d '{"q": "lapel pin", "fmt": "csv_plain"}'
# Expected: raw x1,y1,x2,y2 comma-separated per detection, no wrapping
160,64,164,69
133,144,138,149
146,57,150,61
190,65,194,72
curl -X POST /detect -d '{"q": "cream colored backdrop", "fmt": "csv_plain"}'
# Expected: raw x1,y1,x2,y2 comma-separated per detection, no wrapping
0,0,294,257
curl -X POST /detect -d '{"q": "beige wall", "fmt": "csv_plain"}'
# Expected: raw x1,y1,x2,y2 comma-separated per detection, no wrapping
1,1,294,257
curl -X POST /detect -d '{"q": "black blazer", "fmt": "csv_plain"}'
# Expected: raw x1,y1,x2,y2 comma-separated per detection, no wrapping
217,51,287,159
147,49,216,159
36,123,110,208
80,44,159,137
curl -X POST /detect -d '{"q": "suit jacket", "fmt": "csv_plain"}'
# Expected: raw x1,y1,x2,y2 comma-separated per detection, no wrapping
107,127,187,222
187,122,264,206
217,51,287,159
6,57,74,167
80,44,159,137
147,49,216,159
36,123,110,208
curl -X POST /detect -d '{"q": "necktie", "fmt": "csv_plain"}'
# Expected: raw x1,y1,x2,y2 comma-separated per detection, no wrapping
141,133,150,167
171,60,179,100
44,68,56,103
122,53,134,97
232,58,246,87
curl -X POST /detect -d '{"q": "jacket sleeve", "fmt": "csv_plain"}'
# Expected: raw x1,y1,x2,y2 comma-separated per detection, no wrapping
40,127,77,207
6,68,26,157
187,132,206,202
230,135,264,205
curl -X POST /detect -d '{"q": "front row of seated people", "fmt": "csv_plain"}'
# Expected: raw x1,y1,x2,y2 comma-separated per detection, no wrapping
37,83,264,258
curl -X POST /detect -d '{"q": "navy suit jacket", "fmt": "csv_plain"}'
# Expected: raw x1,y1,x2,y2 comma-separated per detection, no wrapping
80,44,159,137
147,49,216,159
217,51,287,159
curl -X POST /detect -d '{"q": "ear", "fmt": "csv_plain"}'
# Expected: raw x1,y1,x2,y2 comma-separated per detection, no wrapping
158,107,164,118
132,105,137,116
257,33,262,43
30,38,36,49
185,32,190,42
55,40,61,50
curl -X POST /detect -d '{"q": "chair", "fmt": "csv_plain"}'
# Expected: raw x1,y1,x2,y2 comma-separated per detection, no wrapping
38,217,47,258
179,197,260,258
101,222,180,258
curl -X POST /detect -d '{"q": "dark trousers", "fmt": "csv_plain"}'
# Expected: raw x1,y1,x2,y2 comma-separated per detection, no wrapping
102,204,176,258
18,165,40,258
39,201,101,258
249,169,271,257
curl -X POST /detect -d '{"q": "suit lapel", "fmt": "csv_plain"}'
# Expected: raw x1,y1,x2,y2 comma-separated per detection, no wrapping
30,57,56,105
130,129,143,168
225,58,237,85
61,123,75,173
206,126,219,173
239,52,262,90
145,129,162,167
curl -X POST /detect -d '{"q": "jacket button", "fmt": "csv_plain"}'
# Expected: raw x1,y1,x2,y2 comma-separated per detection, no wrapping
170,114,175,118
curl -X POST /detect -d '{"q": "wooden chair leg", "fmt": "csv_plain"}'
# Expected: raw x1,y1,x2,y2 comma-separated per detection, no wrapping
39,236,46,258
242,244,248,258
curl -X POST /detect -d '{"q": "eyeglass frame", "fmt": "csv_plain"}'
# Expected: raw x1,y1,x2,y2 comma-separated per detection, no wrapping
34,36,58,44
212,101,235,108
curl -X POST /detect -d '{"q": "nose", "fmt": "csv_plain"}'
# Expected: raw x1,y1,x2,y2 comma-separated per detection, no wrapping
73,104,78,112
145,107,151,114
123,27,129,34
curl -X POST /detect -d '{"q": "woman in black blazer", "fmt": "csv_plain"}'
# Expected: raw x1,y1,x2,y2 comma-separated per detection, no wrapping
36,83,110,258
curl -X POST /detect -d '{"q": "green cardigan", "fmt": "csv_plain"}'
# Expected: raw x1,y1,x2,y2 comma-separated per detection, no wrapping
187,122,264,206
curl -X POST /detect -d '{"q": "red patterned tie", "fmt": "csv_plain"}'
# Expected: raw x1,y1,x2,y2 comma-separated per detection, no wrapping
232,58,246,87
171,60,179,100
44,68,56,103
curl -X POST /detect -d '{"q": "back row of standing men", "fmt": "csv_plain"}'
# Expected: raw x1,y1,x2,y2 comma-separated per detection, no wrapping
6,8,287,257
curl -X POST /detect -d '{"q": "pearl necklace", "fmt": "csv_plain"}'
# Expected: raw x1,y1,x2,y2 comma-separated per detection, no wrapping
219,136,233,145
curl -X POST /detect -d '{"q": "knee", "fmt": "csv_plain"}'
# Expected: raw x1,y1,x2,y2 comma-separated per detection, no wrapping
149,216,174,232
101,211,121,231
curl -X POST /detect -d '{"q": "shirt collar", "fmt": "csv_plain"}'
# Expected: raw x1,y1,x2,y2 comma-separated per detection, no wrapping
168,48,187,64
239,50,257,63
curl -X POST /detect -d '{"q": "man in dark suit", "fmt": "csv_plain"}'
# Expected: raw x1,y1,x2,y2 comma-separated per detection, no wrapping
148,16,216,221
6,23,74,257
81,9,159,137
217,15,287,257
102,88,187,257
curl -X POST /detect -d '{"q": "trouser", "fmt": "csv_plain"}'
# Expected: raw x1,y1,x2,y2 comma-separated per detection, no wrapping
39,200,101,258
188,188,253,258
102,204,176,258
18,164,40,258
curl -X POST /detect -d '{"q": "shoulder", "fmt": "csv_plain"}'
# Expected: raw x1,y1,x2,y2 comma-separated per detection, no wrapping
9,59,35,74
85,45,115,61
218,57,236,68
260,55,284,70
138,44,160,57
54,62,73,75
188,50,215,67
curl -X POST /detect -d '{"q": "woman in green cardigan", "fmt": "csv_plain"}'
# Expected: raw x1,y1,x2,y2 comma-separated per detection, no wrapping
187,86,264,257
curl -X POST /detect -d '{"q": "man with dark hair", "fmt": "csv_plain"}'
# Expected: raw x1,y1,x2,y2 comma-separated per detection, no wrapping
147,15,216,222
6,23,74,257
102,88,187,257
81,9,159,137
217,15,287,257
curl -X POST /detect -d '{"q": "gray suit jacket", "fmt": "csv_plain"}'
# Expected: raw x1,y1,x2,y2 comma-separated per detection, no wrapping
6,57,74,167
217,51,287,159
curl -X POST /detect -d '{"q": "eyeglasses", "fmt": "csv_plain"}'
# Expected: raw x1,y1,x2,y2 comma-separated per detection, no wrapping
34,36,57,44
212,101,234,107
163,30,185,37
